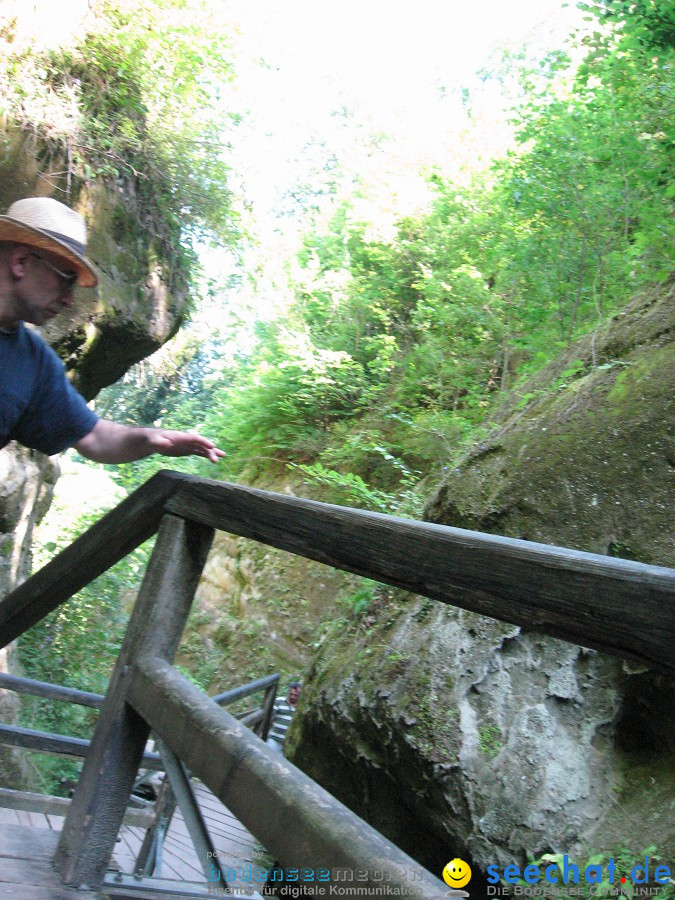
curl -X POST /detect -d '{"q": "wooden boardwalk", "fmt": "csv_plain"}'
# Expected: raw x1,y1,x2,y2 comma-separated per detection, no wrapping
0,781,267,897
0,822,98,898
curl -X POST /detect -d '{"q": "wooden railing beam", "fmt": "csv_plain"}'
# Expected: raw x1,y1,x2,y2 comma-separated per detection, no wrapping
129,656,447,899
210,673,279,707
0,722,162,769
166,478,675,669
0,672,103,708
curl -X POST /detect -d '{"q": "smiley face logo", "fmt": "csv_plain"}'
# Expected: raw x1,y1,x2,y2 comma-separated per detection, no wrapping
443,858,472,889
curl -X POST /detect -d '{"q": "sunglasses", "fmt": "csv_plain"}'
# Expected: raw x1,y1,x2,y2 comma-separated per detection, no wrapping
30,252,79,292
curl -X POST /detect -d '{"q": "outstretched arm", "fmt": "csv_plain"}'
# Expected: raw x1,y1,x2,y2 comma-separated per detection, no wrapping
74,419,225,465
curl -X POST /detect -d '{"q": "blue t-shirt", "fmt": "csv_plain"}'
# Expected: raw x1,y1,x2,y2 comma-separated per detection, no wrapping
0,323,98,455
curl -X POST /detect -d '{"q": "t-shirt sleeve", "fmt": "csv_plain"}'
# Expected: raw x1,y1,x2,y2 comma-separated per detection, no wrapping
12,343,99,455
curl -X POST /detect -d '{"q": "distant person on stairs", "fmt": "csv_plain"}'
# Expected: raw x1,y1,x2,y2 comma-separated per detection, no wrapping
0,197,224,464
267,681,301,753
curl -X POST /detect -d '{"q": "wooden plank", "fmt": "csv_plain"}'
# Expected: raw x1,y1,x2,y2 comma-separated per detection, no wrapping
113,779,265,884
104,873,255,898
0,786,155,827
0,470,192,649
0,865,98,899
128,656,448,900
54,514,214,890
166,478,675,669
0,885,96,900
0,856,68,886
0,821,58,861
0,827,99,899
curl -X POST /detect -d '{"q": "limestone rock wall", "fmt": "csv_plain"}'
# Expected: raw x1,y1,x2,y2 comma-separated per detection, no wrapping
0,449,59,786
0,449,58,596
287,283,675,881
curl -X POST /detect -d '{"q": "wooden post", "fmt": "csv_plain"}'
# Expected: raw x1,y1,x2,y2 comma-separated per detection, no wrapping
54,514,213,889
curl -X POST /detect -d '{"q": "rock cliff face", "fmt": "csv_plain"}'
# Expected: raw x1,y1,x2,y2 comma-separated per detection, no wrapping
0,125,190,782
287,283,674,880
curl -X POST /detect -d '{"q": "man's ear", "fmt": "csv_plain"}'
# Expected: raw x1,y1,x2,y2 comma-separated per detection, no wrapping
8,244,31,279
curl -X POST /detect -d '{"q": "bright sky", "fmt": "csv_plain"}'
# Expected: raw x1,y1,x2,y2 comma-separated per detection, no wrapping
223,0,583,224
202,0,584,319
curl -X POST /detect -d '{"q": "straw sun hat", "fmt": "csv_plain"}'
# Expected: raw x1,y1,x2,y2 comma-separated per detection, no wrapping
0,197,98,287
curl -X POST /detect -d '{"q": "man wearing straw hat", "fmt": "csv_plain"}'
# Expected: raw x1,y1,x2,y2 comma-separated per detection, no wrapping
0,197,224,463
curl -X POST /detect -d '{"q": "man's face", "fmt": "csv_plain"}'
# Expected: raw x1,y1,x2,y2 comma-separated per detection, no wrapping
288,685,300,706
15,247,77,325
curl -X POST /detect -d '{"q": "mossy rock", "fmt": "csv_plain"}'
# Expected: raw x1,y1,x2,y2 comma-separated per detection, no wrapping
427,282,675,565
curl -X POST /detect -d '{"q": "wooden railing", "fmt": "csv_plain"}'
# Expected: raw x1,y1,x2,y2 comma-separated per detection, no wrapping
0,666,279,894
0,470,673,898
0,669,278,812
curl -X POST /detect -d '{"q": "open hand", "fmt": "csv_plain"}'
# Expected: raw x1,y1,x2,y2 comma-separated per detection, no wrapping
148,429,226,463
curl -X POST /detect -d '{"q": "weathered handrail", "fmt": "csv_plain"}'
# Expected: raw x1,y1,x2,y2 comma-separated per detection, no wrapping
0,669,278,715
0,671,104,708
0,721,162,768
165,478,675,669
211,672,279,706
2,470,673,668
0,669,278,769
0,470,192,647
130,654,442,896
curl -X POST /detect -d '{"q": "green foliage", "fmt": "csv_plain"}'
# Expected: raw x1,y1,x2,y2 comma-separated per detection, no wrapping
203,4,672,502
203,321,370,475
340,580,380,618
174,6,672,503
580,0,675,50
478,724,502,758
288,462,394,512
45,0,672,520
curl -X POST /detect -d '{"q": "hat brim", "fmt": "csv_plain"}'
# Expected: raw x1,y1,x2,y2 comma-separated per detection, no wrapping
0,217,98,287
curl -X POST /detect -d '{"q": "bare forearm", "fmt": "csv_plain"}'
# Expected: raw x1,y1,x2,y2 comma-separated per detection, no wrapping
74,420,224,464
75,421,165,463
